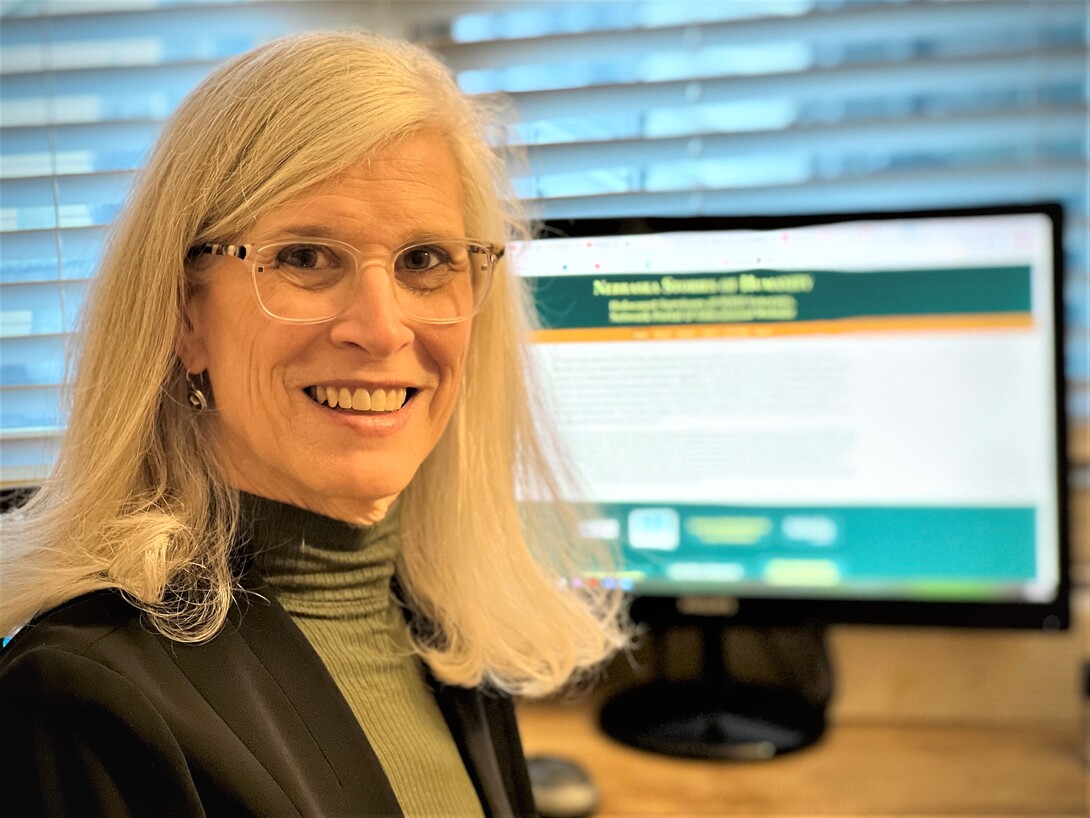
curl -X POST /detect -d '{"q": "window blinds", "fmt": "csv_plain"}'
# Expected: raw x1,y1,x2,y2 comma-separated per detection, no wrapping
1,0,1087,487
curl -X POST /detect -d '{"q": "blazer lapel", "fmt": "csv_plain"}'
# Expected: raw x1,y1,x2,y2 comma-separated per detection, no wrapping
169,591,403,817
430,681,523,818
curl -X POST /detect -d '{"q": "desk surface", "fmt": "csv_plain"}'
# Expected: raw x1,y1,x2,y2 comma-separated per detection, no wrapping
517,700,1089,817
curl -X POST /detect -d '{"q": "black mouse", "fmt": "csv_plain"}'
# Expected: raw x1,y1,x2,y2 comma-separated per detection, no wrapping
525,754,599,818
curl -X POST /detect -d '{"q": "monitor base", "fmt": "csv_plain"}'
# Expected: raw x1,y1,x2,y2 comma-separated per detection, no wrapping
599,679,826,760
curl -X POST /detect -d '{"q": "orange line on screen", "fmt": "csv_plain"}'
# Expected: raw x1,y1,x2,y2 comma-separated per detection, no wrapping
529,313,1034,343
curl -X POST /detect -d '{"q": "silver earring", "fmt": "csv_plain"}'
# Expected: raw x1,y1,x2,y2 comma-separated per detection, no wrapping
186,371,210,411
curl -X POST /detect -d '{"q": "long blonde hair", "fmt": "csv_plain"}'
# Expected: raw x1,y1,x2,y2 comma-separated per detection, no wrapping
0,32,627,696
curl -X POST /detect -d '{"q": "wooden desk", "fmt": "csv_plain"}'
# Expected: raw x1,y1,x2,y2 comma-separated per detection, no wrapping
517,700,1088,817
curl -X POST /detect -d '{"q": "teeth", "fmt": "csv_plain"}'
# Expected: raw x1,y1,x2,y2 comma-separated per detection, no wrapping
311,385,407,413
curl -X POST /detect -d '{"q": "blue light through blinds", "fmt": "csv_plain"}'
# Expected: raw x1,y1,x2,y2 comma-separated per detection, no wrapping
433,0,1090,434
1,0,1088,487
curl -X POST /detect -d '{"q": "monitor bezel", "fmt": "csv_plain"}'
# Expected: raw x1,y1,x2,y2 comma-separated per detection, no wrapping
532,202,1071,631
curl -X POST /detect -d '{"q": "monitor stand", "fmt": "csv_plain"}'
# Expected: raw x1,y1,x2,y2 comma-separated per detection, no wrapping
598,621,831,760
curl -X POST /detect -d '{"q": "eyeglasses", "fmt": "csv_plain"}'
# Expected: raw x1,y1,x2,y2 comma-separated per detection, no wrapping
188,237,503,324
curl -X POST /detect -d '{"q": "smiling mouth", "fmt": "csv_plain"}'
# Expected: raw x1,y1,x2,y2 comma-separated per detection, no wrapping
305,385,413,413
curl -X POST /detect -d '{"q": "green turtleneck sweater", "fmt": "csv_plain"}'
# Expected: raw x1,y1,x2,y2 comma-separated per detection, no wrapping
245,495,484,818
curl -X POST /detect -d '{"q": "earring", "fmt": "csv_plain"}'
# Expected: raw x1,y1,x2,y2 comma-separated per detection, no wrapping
186,371,210,411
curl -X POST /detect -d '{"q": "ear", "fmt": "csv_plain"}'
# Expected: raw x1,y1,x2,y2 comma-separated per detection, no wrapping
176,292,210,374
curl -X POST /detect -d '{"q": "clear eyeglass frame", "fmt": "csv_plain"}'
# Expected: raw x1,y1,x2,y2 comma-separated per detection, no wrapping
187,236,504,325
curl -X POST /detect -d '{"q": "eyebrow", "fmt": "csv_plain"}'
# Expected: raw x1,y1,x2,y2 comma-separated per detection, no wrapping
267,223,340,239
261,223,459,244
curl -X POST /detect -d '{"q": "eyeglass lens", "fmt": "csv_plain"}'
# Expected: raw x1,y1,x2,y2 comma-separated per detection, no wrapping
252,239,493,323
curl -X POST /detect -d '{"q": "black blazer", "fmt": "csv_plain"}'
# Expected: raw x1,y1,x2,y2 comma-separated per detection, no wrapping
0,589,535,817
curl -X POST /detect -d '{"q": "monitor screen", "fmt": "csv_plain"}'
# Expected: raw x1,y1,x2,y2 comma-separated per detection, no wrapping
513,204,1069,629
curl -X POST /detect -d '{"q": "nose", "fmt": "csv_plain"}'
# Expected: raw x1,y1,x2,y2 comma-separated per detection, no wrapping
326,260,414,356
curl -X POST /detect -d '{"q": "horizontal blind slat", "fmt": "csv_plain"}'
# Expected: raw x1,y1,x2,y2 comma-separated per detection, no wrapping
0,385,64,440
0,119,161,178
519,104,1089,175
0,333,68,385
0,1,414,74
0,279,87,338
437,0,1086,67
529,159,1088,218
0,226,106,284
0,61,217,127
1,170,134,231
500,47,1087,122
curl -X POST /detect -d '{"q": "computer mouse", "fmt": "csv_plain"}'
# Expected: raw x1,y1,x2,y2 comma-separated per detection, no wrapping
525,754,599,818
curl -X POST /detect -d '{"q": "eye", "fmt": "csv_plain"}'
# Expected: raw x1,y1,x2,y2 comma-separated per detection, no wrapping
399,245,447,272
275,243,341,270
257,241,350,292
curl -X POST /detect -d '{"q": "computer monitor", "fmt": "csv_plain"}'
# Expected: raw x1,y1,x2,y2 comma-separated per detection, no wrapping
511,203,1070,758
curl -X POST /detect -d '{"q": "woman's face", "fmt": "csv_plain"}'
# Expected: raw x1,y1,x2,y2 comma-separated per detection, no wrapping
179,132,473,523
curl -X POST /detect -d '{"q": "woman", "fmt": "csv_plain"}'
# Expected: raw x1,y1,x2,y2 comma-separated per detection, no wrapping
0,32,627,817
